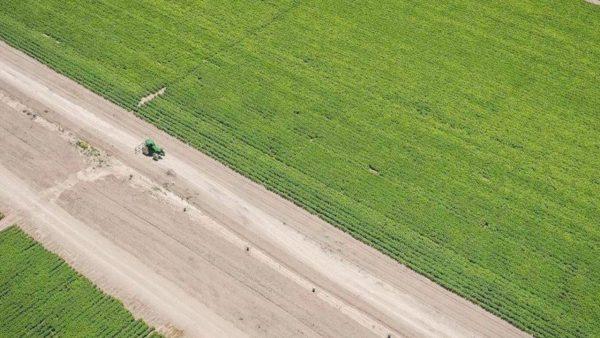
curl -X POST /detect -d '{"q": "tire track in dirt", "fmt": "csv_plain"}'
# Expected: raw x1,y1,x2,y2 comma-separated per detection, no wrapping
0,163,245,337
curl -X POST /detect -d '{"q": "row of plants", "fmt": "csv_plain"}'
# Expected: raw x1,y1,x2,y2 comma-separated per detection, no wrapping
0,226,160,337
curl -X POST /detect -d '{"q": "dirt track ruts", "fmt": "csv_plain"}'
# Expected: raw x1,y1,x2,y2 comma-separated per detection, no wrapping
0,41,528,337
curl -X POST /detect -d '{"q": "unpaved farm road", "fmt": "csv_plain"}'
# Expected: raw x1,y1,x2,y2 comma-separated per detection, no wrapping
0,41,527,338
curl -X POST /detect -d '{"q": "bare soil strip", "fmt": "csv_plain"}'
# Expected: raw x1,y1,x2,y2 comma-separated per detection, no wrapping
0,41,527,337
0,207,21,232
137,87,166,107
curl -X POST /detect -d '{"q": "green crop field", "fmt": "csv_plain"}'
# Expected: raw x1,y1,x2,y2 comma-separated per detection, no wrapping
0,1,598,336
0,226,159,337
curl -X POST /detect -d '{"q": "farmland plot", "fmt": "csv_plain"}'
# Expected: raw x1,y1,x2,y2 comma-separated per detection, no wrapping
0,226,159,337
0,1,598,336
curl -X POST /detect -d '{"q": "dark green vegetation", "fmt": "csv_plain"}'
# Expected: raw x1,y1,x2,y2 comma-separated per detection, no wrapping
0,226,159,337
0,1,598,336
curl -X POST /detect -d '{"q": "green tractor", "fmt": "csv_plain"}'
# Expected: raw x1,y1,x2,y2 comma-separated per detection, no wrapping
142,139,165,160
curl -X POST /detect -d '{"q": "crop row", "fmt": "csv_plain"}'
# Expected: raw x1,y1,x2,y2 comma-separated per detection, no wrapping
0,226,160,337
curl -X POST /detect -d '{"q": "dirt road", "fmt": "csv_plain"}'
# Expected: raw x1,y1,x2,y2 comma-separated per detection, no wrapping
0,41,527,337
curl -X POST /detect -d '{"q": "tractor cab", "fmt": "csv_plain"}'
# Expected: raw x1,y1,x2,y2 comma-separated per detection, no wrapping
142,138,165,160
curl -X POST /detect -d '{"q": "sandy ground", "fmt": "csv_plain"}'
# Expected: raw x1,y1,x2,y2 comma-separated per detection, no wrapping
0,41,528,337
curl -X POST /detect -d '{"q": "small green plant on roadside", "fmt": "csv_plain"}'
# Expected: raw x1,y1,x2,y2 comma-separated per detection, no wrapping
76,139,90,150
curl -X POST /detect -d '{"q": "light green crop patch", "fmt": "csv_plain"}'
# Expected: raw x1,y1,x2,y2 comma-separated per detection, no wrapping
0,226,161,337
0,1,598,336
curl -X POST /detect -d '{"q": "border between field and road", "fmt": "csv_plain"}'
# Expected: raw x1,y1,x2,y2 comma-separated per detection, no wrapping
0,208,21,232
0,46,406,337
3,84,401,337
0,27,528,336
